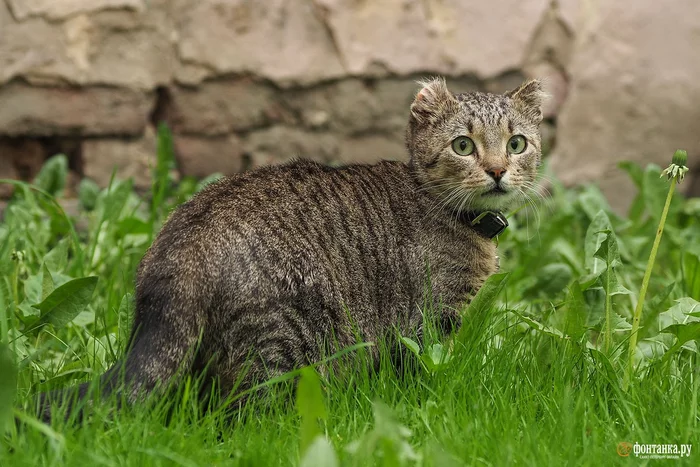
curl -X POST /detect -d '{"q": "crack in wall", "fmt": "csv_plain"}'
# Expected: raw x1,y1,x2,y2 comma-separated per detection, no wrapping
309,0,349,73
3,0,19,22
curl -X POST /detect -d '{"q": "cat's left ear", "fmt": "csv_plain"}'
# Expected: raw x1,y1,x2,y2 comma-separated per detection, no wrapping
410,77,458,122
506,80,547,122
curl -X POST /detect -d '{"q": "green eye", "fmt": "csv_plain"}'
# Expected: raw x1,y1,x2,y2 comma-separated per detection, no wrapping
451,136,475,156
507,135,527,154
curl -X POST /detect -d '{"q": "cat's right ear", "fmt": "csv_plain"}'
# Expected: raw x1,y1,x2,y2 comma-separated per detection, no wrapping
505,80,547,122
410,77,458,123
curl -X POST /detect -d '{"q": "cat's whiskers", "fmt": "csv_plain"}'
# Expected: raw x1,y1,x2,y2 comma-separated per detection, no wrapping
445,190,467,231
417,177,460,188
440,188,471,225
424,182,482,229
520,189,538,242
416,180,464,195
512,181,547,244
521,180,553,217
424,184,464,222
415,178,477,202
452,190,477,231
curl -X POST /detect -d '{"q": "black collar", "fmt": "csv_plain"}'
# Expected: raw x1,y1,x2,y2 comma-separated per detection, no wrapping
458,211,509,239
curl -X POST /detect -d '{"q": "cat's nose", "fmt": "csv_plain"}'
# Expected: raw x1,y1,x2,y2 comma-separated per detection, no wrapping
486,167,507,181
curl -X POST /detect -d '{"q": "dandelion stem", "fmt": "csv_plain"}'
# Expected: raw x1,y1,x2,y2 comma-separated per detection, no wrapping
604,277,612,354
624,179,676,390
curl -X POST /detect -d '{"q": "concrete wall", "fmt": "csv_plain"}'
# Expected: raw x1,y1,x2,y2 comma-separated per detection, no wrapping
0,0,698,209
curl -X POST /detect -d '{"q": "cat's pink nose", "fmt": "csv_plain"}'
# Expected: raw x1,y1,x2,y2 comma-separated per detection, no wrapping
486,167,507,181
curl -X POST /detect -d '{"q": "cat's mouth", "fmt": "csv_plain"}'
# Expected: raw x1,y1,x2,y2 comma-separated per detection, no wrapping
483,185,508,196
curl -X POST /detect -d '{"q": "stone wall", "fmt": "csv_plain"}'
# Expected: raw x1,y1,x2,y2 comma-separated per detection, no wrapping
0,0,698,211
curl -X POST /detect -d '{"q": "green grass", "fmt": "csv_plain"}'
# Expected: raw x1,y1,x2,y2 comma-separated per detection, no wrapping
1,134,699,465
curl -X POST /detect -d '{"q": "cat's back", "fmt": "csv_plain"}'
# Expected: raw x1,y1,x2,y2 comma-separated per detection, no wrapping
144,159,422,277
185,159,414,225
136,159,425,312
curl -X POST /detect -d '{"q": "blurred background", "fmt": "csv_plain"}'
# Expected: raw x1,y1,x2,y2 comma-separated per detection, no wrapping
0,0,698,212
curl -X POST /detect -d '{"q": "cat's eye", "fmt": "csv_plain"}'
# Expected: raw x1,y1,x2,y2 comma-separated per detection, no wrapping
507,135,527,154
451,136,475,156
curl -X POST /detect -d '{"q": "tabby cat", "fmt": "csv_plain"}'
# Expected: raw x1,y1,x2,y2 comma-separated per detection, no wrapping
39,77,545,421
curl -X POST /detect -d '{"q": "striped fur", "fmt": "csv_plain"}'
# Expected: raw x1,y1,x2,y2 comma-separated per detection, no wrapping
38,78,544,421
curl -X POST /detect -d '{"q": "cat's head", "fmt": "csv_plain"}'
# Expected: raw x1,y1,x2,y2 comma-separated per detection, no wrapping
406,77,546,212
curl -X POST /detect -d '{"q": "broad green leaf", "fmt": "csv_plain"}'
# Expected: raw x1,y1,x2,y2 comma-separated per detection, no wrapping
563,281,587,340
100,179,133,223
44,238,69,273
41,263,55,300
594,230,622,268
577,186,608,221
599,268,632,297
118,293,135,342
50,272,75,289
514,312,570,342
71,309,96,328
17,302,40,322
577,186,621,225
344,401,417,464
296,366,326,456
608,312,632,332
682,252,700,299
467,272,509,314
8,331,30,365
640,282,677,335
584,211,611,274
300,436,339,467
583,288,606,327
22,271,44,305
578,271,603,291
522,263,573,298
371,402,420,464
637,336,670,361
660,322,700,342
658,298,700,330
33,154,68,197
0,343,17,432
32,276,98,330
399,337,421,357
85,332,115,367
660,322,700,361
117,217,151,237
14,183,39,212
457,273,509,344
422,343,452,372
78,177,101,212
552,239,585,275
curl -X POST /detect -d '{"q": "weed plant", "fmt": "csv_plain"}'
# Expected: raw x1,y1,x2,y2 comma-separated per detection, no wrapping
0,128,698,465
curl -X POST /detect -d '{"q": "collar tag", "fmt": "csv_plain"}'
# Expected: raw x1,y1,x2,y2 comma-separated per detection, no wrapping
469,211,508,239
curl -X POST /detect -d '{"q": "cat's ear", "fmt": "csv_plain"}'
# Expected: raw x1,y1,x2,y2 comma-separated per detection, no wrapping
410,77,458,122
506,79,547,122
